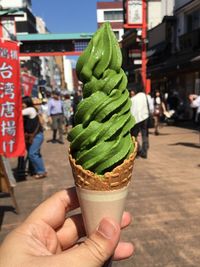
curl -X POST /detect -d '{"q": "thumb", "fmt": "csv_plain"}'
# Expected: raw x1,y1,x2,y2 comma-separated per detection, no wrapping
34,218,121,267
72,217,120,267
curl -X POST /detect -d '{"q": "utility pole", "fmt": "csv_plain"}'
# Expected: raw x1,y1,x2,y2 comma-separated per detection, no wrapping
141,0,147,91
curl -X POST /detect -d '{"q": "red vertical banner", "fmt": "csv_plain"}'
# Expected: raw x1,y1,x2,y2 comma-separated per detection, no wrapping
0,39,25,157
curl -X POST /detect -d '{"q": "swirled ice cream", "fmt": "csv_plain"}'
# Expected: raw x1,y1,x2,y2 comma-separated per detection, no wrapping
68,22,135,175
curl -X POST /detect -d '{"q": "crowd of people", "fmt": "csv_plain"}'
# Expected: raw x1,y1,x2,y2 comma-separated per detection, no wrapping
129,86,200,159
19,85,200,178
17,88,82,180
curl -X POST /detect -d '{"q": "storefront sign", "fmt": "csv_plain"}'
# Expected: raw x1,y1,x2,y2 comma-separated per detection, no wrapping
127,0,143,25
0,39,25,157
21,72,37,96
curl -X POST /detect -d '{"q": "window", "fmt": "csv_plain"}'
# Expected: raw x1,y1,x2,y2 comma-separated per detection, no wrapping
186,9,200,32
113,31,119,40
104,10,123,21
74,41,89,52
193,10,200,30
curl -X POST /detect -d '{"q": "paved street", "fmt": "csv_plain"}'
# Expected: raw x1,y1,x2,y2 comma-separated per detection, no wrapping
0,125,200,267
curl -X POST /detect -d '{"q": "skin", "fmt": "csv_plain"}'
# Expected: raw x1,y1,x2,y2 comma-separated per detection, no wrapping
189,94,198,102
0,187,134,267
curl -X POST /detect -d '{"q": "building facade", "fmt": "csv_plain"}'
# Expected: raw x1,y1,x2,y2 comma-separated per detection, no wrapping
1,0,40,78
0,0,32,9
149,0,162,29
161,0,174,18
96,1,124,41
54,56,66,89
174,0,200,98
147,0,200,119
36,16,64,90
0,0,42,97
63,58,74,92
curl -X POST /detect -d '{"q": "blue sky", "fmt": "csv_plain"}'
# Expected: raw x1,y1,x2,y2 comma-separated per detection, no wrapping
32,0,113,34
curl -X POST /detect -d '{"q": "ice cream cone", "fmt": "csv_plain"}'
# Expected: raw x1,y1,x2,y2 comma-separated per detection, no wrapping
68,139,137,235
69,139,137,191
67,23,136,266
76,184,130,236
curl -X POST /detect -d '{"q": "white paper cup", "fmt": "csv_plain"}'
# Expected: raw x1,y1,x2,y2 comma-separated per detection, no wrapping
76,184,130,236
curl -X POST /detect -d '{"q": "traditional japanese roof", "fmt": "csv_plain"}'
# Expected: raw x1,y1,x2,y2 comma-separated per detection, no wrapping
17,33,94,42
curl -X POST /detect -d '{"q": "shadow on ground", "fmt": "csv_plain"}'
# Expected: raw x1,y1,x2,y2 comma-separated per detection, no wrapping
0,193,18,230
169,142,200,149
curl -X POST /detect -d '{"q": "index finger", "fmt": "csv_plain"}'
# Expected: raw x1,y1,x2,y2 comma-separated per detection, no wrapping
25,187,79,229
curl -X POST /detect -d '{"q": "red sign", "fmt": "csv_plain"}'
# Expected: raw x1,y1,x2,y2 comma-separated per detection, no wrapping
0,39,25,157
21,72,37,96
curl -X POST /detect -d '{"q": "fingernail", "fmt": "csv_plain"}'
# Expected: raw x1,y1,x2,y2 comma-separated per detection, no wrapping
97,218,118,239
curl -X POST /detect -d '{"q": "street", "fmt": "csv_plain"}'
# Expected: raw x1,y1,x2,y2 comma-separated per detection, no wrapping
0,125,200,267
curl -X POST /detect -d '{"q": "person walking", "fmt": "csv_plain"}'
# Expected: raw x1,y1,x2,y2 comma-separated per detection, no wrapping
22,96,47,179
71,89,82,126
153,90,167,135
189,94,200,125
130,87,152,159
62,92,73,134
47,89,64,144
39,99,50,130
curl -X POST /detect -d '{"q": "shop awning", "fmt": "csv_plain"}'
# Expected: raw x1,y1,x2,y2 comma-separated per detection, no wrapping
121,30,137,48
148,50,200,76
190,55,200,62
147,42,168,58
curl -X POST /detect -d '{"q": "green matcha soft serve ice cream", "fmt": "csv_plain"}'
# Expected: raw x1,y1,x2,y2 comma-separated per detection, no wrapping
68,22,135,176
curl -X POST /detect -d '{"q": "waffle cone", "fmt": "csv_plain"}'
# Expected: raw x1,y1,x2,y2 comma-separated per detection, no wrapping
69,139,137,191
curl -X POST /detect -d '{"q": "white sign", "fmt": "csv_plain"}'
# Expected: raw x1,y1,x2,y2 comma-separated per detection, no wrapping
1,17,16,40
128,0,143,25
134,59,142,65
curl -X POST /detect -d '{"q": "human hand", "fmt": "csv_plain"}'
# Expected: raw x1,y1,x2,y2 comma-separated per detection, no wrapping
0,187,134,267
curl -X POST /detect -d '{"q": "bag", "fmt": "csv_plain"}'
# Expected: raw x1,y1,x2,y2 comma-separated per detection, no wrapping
147,115,155,128
145,95,155,128
154,103,163,116
154,108,160,115
24,132,35,144
24,120,40,144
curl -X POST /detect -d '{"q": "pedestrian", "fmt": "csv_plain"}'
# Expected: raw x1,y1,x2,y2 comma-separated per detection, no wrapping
153,90,167,135
22,96,47,179
39,98,50,130
0,188,134,267
189,94,200,125
62,92,73,134
130,87,152,159
47,89,64,144
71,89,82,126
